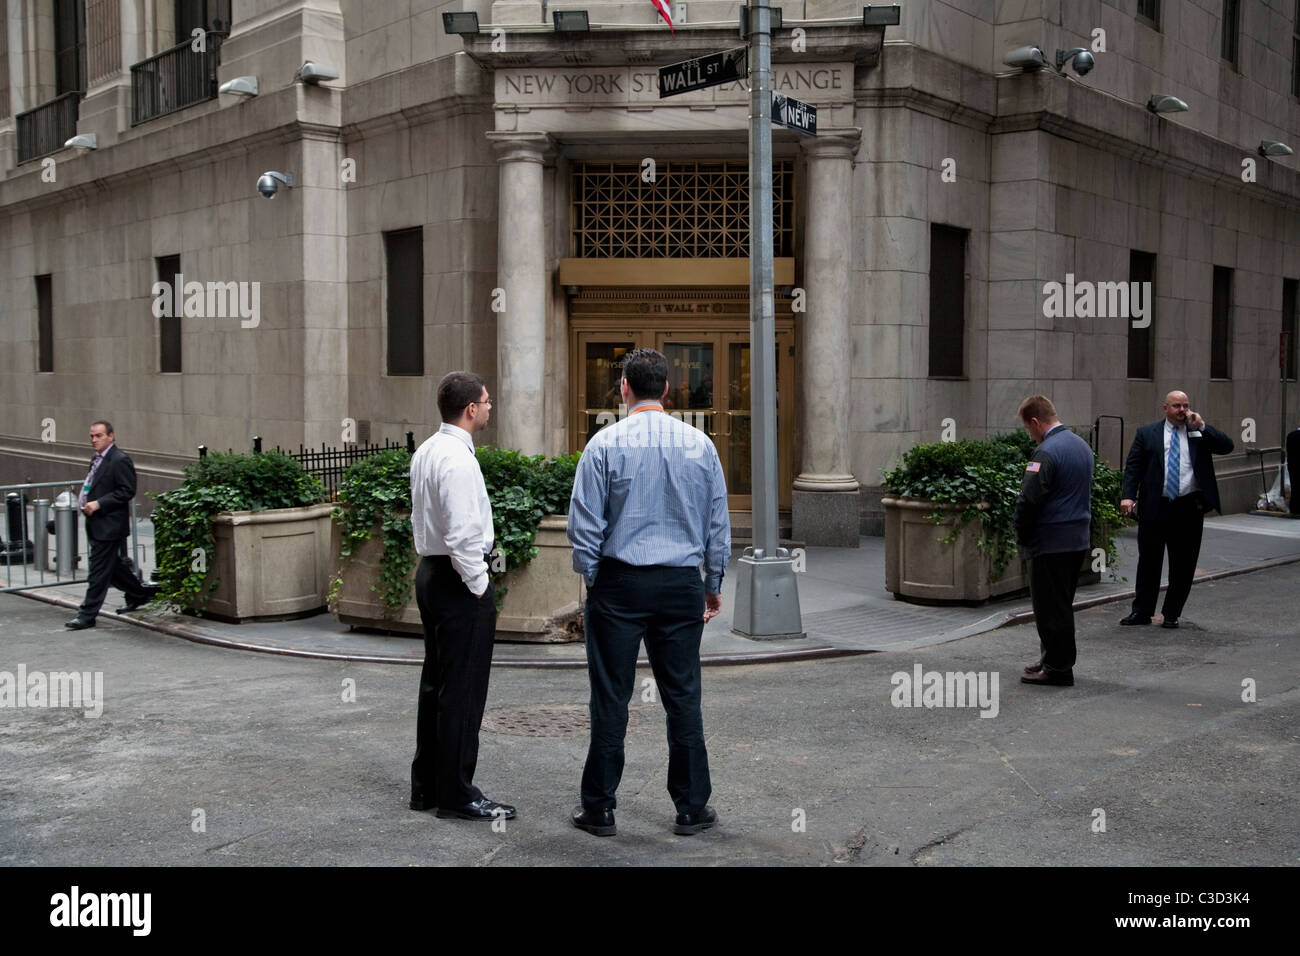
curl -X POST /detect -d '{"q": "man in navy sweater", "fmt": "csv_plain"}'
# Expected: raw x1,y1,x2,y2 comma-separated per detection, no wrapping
1013,396,1095,687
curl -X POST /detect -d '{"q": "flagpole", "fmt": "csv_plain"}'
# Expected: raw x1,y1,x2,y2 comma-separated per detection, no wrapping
732,0,804,640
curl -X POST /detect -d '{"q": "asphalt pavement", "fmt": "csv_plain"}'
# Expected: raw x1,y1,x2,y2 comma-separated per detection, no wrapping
1,513,1296,866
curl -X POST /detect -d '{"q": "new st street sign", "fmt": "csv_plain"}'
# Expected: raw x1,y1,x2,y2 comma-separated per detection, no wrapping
771,93,817,136
658,47,748,97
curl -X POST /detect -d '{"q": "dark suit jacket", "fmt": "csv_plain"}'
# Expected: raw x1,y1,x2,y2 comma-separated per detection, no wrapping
84,444,138,541
1122,419,1234,516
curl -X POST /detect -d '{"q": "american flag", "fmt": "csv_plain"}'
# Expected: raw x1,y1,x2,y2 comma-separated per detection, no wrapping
650,0,674,32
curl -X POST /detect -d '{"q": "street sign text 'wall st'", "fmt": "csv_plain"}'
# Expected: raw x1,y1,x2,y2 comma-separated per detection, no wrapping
658,47,749,97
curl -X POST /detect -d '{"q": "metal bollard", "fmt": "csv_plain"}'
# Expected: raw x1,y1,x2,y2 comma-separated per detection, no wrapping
53,492,79,577
34,499,51,571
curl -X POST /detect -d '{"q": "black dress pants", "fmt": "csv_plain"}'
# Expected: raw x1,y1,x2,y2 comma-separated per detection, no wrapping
581,560,711,815
1029,550,1087,675
78,537,149,620
411,555,496,809
1131,494,1204,619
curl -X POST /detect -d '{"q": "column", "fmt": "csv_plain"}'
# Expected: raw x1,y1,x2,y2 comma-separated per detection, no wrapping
487,131,550,455
793,129,861,547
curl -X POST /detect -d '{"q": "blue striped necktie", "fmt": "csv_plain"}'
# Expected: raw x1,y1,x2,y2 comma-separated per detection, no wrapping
1164,428,1181,499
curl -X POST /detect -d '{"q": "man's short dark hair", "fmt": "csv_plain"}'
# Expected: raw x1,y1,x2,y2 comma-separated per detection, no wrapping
622,348,668,402
437,371,486,422
1017,395,1056,424
91,419,114,435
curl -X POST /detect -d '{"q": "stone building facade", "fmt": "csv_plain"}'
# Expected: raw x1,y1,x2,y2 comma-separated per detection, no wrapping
2,0,1297,539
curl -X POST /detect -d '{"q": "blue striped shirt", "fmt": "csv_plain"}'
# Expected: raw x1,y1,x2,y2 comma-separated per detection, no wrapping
567,401,731,592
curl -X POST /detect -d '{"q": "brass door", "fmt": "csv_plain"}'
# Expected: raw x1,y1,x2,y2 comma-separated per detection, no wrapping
569,296,794,511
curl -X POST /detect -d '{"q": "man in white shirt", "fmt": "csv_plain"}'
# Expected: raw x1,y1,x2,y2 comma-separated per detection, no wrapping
408,371,514,821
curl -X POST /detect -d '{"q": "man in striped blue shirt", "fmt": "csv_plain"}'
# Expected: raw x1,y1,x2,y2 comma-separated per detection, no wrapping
567,348,730,837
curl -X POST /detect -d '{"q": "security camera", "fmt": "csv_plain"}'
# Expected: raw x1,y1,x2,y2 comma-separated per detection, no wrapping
257,171,294,198
1056,48,1094,76
1003,46,1045,71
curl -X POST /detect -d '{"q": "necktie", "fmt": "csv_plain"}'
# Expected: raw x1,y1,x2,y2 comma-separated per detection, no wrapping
1164,428,1180,500
80,453,104,508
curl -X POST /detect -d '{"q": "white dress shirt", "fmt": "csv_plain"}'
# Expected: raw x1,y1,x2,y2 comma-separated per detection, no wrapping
1163,420,1197,497
410,423,494,596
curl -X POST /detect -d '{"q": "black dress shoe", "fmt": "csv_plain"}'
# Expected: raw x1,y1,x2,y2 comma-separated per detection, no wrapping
1020,669,1074,687
1119,612,1152,626
435,797,516,821
673,805,718,835
571,805,616,837
64,617,95,630
117,595,152,613
1160,616,1180,629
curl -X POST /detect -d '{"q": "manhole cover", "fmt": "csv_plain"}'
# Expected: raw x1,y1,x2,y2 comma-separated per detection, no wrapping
481,704,647,737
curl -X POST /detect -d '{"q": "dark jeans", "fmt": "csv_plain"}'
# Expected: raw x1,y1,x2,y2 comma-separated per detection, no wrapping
1029,550,1087,675
78,537,149,620
1132,493,1204,619
411,555,496,808
581,560,711,815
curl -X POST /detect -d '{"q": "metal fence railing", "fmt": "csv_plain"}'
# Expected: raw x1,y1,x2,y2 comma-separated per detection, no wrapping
1,481,147,594
275,434,417,500
130,32,225,126
16,91,81,164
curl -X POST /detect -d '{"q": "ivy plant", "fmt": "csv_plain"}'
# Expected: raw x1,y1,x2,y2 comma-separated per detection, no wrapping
330,445,581,616
882,430,1128,583
150,451,325,613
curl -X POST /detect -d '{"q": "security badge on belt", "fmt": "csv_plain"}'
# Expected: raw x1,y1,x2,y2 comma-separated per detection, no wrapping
1025,461,1041,472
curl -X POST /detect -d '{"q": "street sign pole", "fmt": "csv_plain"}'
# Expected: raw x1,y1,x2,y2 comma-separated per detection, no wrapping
732,0,804,640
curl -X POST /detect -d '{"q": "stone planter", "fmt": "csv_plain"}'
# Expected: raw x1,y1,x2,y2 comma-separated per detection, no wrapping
330,514,585,643
883,496,1027,605
202,502,335,622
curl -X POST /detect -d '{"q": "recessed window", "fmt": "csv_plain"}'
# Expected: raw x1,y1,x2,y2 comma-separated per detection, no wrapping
1283,278,1298,382
1222,0,1241,68
384,228,424,377
1137,0,1161,29
157,255,182,373
36,275,53,373
1211,266,1233,380
928,224,968,378
1128,251,1156,379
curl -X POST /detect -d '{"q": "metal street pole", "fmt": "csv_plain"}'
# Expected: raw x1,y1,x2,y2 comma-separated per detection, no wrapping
732,0,804,640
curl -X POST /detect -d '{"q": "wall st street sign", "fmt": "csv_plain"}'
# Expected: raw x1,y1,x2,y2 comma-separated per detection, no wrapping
771,93,817,136
658,47,749,97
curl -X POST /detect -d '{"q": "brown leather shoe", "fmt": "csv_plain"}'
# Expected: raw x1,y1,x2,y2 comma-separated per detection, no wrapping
1021,669,1074,687
1024,660,1044,674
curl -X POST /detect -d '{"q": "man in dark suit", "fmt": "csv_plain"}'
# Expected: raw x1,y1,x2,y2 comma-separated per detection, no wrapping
66,420,153,629
1119,391,1234,629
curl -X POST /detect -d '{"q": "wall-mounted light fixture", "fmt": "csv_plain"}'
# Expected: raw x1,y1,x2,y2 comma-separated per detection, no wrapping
64,133,97,150
1003,46,1046,71
295,61,339,84
442,12,480,35
219,76,259,96
1146,94,1189,113
863,5,901,26
1259,140,1294,157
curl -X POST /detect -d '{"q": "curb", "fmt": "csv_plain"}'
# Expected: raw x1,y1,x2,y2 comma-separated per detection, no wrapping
15,588,868,668
997,553,1300,628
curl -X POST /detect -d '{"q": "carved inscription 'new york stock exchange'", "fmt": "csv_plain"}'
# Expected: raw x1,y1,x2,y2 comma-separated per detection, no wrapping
497,64,853,106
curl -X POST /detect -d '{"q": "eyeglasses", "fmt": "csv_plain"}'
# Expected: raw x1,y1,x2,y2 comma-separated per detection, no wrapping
473,398,493,407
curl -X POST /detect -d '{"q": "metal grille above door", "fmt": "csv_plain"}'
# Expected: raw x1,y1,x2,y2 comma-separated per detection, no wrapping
571,160,795,259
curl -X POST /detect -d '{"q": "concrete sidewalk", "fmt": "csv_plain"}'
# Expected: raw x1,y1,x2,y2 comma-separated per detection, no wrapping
12,512,1300,666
